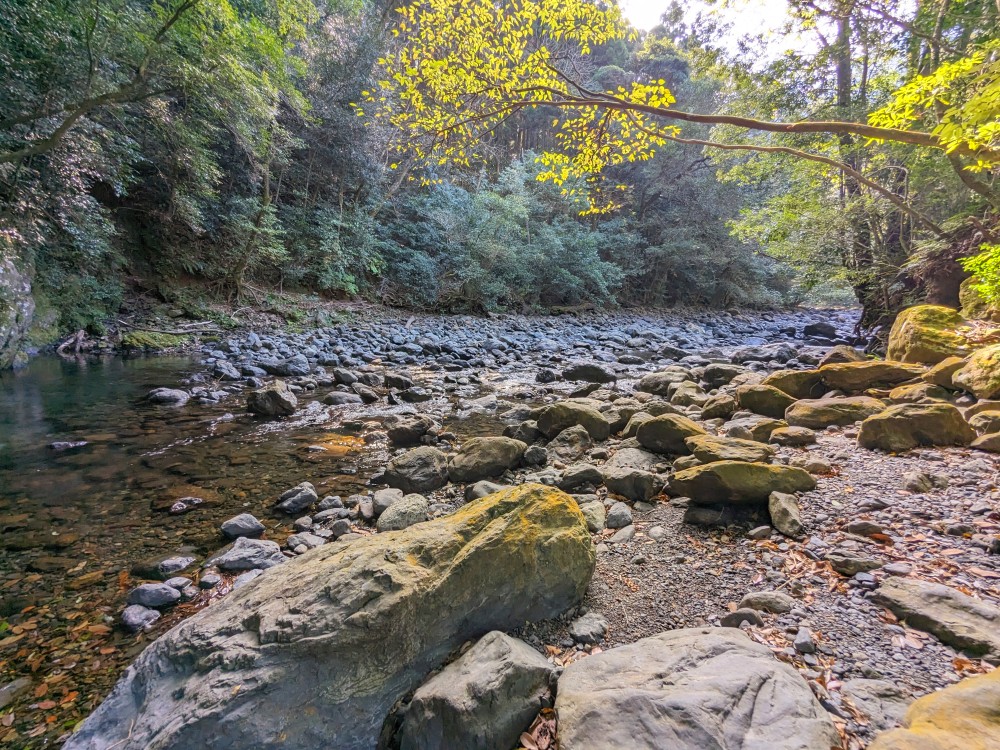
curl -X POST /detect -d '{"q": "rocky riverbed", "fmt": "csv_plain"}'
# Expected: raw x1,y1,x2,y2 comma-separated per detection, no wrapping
2,303,999,749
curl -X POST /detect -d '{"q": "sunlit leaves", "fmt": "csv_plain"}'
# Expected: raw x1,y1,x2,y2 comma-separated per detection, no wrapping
870,40,1000,171
361,0,677,213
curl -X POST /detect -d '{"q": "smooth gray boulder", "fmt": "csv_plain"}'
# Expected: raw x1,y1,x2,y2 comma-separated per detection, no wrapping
247,380,297,417
275,482,318,514
126,583,181,609
220,513,265,539
871,577,1000,663
555,628,839,750
376,493,429,532
603,466,660,502
384,447,450,494
399,631,556,750
64,484,594,750
206,537,286,571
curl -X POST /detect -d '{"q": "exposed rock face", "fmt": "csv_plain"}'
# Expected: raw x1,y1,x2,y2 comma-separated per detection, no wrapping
785,396,886,428
818,361,925,392
0,256,34,369
448,437,527,483
64,485,594,750
537,402,611,441
398,631,555,750
886,305,971,364
554,628,839,750
869,670,1000,749
952,343,1000,399
870,577,1000,663
247,380,298,417
670,461,816,506
857,403,976,452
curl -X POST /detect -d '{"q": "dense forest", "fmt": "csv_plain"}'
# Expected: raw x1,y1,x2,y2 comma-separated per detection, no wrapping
0,0,997,363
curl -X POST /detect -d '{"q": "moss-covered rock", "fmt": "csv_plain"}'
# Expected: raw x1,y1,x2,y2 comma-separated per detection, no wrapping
886,305,971,365
760,369,826,400
735,384,797,419
449,437,527,483
0,257,34,369
869,669,1000,750
920,356,967,388
121,331,190,351
887,382,953,404
636,414,707,455
670,461,816,506
685,434,775,464
857,403,976,452
785,396,886,428
952,344,1000,399
63,484,594,750
819,361,926,392
960,275,1000,322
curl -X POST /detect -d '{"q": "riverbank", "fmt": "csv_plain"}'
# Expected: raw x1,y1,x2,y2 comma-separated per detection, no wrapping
2,304,997,748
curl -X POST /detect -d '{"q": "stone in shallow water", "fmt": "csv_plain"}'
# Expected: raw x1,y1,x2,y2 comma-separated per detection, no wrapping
207,537,286,571
554,628,838,750
220,513,265,539
121,605,160,633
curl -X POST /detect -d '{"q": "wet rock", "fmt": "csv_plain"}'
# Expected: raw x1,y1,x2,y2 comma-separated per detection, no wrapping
127,583,182,609
247,380,297,417
385,447,450,494
671,462,815,506
785,396,886,428
207,537,286,571
858,403,976,452
376,493,429,532
0,676,32,710
570,612,609,644
323,391,363,405
554,628,838,750
386,414,439,446
131,554,196,581
449,437,526,483
871,577,1000,663
868,669,1000,749
537,402,611,441
399,631,556,750
64,485,594,750
146,388,190,406
121,605,160,633
221,513,265,539
48,440,88,451
686,434,775,464
275,482,318,514
636,414,706,455
168,496,206,515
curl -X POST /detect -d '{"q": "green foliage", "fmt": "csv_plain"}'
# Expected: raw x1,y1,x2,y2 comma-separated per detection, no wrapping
961,244,1000,304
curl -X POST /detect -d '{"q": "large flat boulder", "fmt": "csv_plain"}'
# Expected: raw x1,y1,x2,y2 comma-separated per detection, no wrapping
670,461,816,506
399,631,555,750
785,396,886,428
384,446,450,494
635,367,692,396
857,403,975,453
554,628,838,750
870,577,1000,663
760,369,826,399
685,434,775,464
735,384,797,419
886,305,972,364
818,361,925,392
868,669,1000,750
64,484,594,750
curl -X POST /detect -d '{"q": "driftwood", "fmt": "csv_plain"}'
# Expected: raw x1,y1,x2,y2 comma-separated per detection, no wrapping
56,329,86,356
